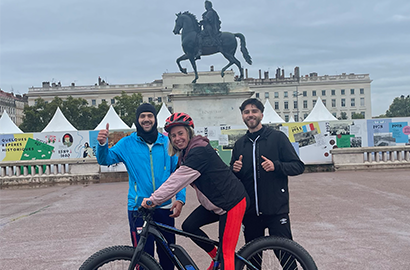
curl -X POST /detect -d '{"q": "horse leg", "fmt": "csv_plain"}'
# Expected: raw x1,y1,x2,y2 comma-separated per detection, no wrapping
176,54,189,74
220,52,243,79
188,57,199,83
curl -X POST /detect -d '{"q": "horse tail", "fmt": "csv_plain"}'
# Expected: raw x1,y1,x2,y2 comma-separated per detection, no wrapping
234,33,252,65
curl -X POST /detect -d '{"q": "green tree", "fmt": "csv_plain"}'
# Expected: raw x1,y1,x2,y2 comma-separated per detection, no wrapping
385,95,410,117
338,112,348,120
114,91,143,126
351,113,365,119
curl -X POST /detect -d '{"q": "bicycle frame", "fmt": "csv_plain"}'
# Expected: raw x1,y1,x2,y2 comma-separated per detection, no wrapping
128,208,257,270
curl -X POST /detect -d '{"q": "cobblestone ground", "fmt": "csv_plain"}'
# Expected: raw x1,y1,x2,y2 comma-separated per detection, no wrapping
0,169,409,269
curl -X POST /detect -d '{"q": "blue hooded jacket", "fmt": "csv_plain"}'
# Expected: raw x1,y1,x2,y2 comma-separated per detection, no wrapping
96,132,185,210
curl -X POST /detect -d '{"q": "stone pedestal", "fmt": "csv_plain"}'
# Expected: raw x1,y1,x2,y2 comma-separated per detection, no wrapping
169,82,253,127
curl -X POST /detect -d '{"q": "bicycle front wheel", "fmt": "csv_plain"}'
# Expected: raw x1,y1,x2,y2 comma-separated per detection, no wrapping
79,245,162,270
235,236,317,270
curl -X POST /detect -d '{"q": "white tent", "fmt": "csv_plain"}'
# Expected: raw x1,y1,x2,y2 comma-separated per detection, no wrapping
41,107,77,132
0,110,23,134
288,116,296,122
303,97,338,122
157,103,171,128
94,105,130,130
130,123,136,130
262,100,285,123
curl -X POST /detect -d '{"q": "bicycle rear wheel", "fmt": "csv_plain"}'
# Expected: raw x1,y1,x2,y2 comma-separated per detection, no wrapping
79,245,162,270
235,236,317,270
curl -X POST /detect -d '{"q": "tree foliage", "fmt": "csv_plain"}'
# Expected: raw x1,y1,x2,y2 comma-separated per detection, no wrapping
19,92,163,132
351,113,365,119
113,91,143,126
19,97,109,132
385,95,410,117
337,112,348,120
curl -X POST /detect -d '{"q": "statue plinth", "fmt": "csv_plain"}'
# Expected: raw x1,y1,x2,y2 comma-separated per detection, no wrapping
169,82,254,127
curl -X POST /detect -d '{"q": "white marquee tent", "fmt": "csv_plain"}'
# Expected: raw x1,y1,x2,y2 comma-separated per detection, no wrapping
0,110,23,134
262,100,285,123
157,103,171,128
95,105,130,130
288,116,296,122
303,97,338,122
41,107,77,132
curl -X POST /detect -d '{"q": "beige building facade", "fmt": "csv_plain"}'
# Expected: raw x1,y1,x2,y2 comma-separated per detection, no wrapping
0,90,28,126
26,68,372,122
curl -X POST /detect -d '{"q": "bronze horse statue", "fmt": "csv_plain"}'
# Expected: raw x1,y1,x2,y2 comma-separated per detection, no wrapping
173,12,252,83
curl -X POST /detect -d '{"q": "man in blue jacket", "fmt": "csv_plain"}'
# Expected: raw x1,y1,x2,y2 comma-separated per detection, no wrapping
96,103,186,270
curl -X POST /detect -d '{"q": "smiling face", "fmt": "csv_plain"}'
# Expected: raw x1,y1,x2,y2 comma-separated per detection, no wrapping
242,104,263,132
138,112,155,132
169,125,190,150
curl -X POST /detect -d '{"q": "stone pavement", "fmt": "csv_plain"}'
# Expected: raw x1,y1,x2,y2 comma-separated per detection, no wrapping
0,169,409,270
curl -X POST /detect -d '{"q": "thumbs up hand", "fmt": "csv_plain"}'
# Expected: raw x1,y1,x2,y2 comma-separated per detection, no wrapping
233,155,243,173
261,155,275,172
97,123,110,145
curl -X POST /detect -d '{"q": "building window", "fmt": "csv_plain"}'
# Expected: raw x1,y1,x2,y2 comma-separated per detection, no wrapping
331,89,336,95
285,114,289,122
341,89,345,95
274,102,279,110
265,92,269,98
111,99,115,104
332,112,337,117
341,98,346,107
332,99,336,107
168,97,171,102
284,101,289,109
312,90,316,96
92,99,96,106
274,92,279,98
322,90,326,96
255,93,260,98
284,91,288,98
351,98,355,107
303,91,307,97
294,114,298,120
351,89,355,95
101,99,106,103
313,100,317,107
322,99,326,107
294,101,298,109
304,113,308,119
361,112,365,118
157,97,162,103
148,97,153,102
360,88,364,95
303,100,307,109
351,112,355,119
360,97,365,106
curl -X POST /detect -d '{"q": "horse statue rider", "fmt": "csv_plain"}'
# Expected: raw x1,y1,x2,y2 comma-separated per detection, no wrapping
196,1,222,59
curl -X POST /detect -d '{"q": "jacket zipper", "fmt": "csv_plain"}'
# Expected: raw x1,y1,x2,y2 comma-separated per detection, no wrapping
252,136,260,216
150,148,156,192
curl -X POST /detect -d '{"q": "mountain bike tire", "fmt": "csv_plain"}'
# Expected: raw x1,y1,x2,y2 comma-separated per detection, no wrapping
79,245,162,270
235,236,317,270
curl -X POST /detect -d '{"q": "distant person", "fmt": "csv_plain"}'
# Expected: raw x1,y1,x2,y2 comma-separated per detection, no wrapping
83,142,93,158
96,103,186,270
142,112,248,270
230,98,305,268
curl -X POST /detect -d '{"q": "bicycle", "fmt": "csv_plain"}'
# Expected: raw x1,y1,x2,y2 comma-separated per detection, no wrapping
79,206,317,270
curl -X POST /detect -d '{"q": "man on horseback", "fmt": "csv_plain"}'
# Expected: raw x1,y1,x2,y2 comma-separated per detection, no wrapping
196,1,222,59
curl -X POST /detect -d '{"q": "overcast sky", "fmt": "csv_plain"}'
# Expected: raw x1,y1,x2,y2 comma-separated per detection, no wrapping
1,0,409,116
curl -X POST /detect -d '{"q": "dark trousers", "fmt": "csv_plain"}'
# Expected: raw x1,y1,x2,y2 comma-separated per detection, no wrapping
128,209,175,270
242,212,296,270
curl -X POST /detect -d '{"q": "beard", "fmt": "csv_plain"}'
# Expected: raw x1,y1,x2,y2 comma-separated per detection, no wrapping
244,115,262,129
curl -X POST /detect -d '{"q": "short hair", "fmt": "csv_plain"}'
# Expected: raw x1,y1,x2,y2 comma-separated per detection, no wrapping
168,126,195,156
239,98,264,113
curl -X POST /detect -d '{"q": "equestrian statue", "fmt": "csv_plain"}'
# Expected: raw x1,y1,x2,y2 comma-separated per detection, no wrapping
173,1,252,83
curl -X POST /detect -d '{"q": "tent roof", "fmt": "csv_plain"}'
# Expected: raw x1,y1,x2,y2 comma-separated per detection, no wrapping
157,103,171,128
262,100,285,123
41,107,77,132
288,116,296,122
303,97,338,122
94,105,130,130
0,110,23,134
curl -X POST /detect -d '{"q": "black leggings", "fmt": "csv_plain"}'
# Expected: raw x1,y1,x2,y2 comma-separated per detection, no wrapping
181,205,219,252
